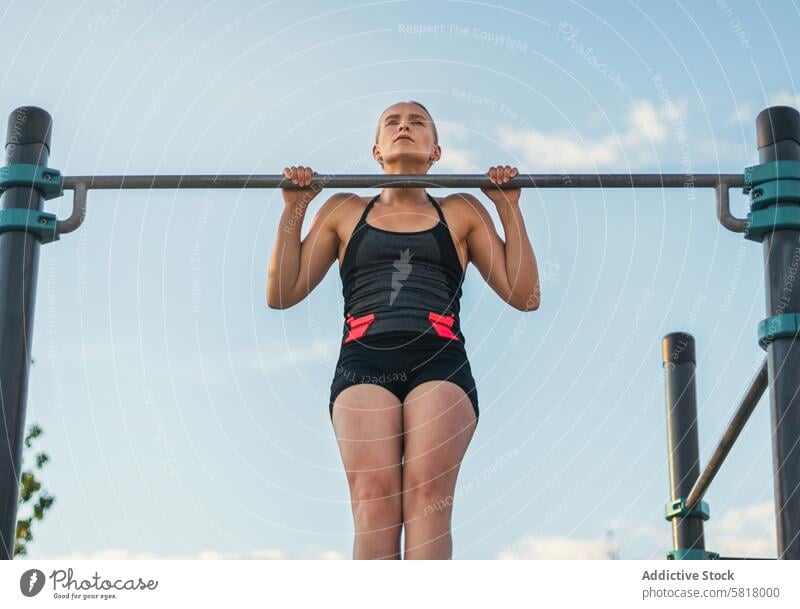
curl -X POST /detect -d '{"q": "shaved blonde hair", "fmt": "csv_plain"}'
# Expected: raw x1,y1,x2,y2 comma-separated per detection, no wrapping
375,101,438,145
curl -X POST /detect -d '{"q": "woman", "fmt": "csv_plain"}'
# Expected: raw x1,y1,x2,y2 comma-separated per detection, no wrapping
267,101,540,559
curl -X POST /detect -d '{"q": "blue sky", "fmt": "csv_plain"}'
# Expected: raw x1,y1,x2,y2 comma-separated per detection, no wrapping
6,0,797,559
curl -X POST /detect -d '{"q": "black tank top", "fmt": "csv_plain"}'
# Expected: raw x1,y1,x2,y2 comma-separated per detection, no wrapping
340,193,466,345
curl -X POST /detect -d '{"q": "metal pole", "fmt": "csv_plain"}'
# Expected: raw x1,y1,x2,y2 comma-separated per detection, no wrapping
61,172,744,190
662,332,709,559
756,106,800,560
685,358,769,511
0,106,51,559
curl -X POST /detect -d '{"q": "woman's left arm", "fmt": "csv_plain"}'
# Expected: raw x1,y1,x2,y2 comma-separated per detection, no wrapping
464,165,540,311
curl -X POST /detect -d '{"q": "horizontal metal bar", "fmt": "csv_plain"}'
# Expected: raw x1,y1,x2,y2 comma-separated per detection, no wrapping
53,172,748,237
685,358,769,511
62,173,745,190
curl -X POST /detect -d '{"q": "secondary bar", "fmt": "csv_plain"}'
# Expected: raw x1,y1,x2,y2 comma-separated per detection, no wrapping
685,358,769,512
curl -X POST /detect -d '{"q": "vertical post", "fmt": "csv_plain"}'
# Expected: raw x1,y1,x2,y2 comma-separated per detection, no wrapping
0,106,51,560
662,332,714,560
756,106,800,560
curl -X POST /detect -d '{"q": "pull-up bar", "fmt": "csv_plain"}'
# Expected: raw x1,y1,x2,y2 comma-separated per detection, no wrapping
44,172,747,237
61,172,743,189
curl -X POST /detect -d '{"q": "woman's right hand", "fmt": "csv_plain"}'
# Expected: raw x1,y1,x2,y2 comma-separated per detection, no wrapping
281,166,320,208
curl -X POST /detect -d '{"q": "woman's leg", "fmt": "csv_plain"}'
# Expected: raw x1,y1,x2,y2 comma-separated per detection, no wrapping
401,380,478,559
332,384,404,559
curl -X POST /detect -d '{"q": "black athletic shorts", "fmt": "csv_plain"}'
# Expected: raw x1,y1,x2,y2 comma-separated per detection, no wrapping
329,332,479,422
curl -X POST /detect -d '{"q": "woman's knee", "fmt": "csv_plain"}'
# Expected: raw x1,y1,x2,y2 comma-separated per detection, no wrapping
351,479,403,527
402,478,455,519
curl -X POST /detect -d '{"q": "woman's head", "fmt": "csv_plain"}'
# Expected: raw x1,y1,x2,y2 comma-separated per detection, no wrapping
373,101,440,171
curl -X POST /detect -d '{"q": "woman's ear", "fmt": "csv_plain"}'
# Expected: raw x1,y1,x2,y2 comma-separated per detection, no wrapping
429,144,442,166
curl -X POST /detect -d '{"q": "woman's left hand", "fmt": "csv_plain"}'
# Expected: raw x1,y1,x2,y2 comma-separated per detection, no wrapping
480,165,521,208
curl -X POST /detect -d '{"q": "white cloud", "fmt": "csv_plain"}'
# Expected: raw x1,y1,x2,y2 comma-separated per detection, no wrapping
496,126,618,172
437,122,481,172
313,550,347,560
44,549,160,560
710,501,776,559
726,101,757,127
32,506,776,561
498,501,777,560
726,90,800,126
37,548,345,560
497,535,613,559
494,99,683,172
766,90,800,108
436,146,481,173
622,99,684,147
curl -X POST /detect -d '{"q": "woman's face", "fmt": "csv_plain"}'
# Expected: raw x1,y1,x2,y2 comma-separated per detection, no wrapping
374,102,439,170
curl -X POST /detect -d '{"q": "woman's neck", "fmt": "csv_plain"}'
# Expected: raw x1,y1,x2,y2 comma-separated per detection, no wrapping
377,188,430,206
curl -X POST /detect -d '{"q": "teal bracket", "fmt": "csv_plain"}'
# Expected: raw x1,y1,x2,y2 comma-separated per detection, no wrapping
0,163,63,199
745,161,800,350
665,497,710,521
744,160,800,188
667,548,720,560
0,208,59,244
749,179,800,210
743,161,800,241
745,205,800,241
0,163,64,244
758,313,800,350
664,498,718,560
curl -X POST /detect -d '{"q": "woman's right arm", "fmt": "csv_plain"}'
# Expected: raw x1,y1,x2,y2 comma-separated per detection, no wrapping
266,166,349,309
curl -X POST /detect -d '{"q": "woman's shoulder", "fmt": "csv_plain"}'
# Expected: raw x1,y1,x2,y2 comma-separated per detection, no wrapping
438,192,483,235
323,192,368,205
438,191,481,207
322,192,370,241
321,192,369,219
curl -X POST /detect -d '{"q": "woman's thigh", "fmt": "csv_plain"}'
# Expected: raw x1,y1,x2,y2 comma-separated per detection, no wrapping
401,380,478,505
332,384,404,496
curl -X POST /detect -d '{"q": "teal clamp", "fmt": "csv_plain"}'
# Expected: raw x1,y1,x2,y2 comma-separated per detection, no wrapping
758,313,800,350
749,179,800,211
667,548,720,560
743,161,800,241
664,499,718,560
744,160,800,190
0,163,63,200
0,208,59,244
745,206,800,241
0,163,64,244
665,497,710,522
